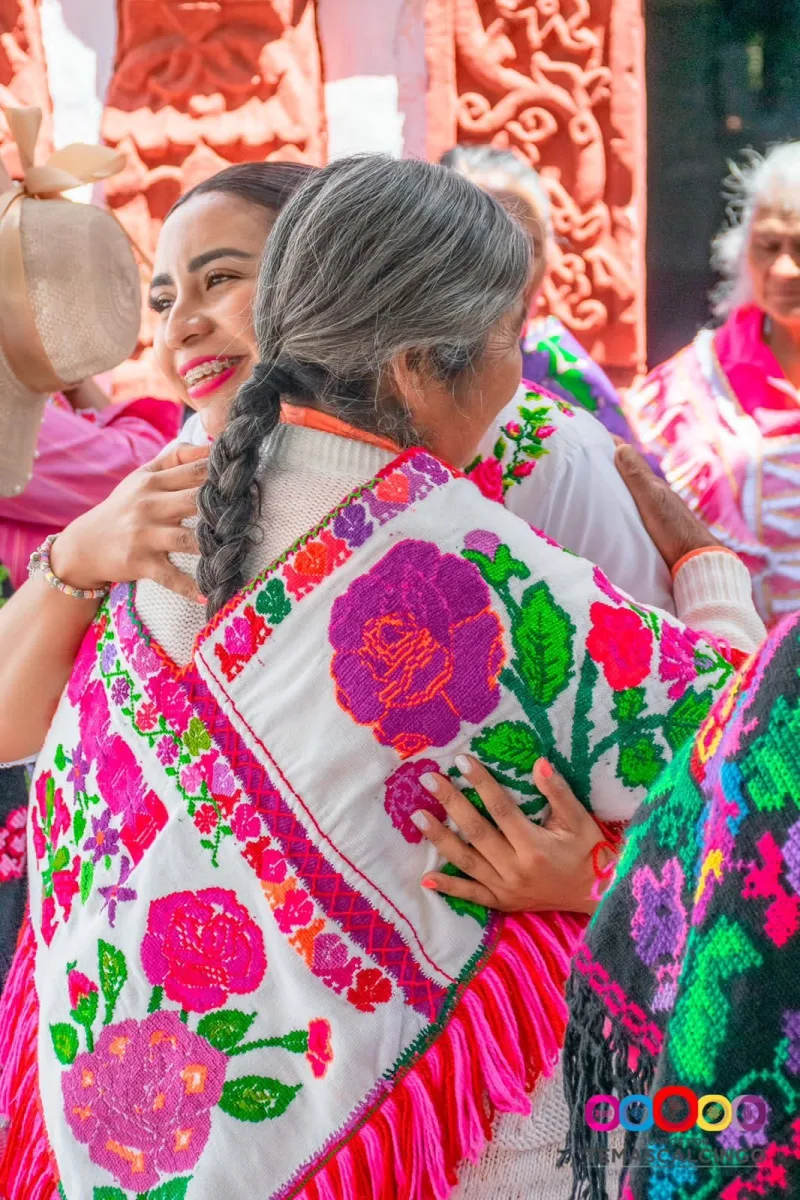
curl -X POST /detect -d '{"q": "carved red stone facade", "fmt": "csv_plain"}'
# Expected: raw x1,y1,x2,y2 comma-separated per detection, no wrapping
103,0,327,397
426,0,646,382
0,0,52,174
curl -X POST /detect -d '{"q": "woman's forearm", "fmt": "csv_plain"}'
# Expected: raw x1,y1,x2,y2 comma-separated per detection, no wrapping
0,577,99,762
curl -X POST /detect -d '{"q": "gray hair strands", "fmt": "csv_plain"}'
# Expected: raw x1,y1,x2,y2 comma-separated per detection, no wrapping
197,154,532,616
711,142,800,318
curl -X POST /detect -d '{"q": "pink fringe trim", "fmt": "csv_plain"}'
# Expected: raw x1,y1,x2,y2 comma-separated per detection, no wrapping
0,909,583,1200
294,910,584,1200
0,913,58,1200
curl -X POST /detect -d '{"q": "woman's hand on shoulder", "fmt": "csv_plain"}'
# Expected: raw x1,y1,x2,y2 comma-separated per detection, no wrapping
414,756,618,915
615,443,719,570
50,442,209,603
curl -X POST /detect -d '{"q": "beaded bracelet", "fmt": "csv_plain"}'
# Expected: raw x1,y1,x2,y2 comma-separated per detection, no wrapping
28,534,110,601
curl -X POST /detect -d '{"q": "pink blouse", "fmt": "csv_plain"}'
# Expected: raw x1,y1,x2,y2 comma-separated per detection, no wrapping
0,395,180,589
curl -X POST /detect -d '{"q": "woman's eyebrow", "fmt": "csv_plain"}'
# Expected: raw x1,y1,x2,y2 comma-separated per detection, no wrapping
187,247,256,272
149,248,255,293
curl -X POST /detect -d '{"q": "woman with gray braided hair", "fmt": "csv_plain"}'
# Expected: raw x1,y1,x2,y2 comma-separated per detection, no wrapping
0,155,765,1200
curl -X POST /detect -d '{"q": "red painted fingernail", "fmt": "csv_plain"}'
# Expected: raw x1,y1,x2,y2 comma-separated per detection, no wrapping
537,759,554,780
421,879,438,890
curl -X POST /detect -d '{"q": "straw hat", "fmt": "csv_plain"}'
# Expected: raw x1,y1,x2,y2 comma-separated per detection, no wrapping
0,107,141,497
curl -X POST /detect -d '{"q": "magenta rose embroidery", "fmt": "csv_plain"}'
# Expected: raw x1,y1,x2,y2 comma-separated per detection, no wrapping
62,1011,225,1191
329,540,505,758
141,887,267,1013
384,758,446,843
466,456,504,502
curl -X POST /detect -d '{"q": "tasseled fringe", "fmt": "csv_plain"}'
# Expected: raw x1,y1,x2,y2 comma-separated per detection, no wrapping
294,910,584,1200
0,913,58,1200
559,959,656,1200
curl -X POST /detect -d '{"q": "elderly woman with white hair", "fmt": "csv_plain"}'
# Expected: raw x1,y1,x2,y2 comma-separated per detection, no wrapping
625,142,800,626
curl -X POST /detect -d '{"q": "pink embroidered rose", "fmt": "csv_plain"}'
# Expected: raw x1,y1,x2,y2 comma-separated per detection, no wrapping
504,420,522,438
145,672,192,734
311,934,359,993
67,620,103,705
535,424,557,438
383,758,446,843
41,895,57,946
141,887,266,1013
586,603,654,692
231,803,262,843
659,622,702,701
512,460,535,478
306,1019,334,1079
466,455,504,502
53,857,80,919
68,970,98,1012
329,541,505,758
61,1011,225,1191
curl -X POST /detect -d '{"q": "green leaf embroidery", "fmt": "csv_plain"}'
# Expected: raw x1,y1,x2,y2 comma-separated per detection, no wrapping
218,1075,302,1122
519,795,547,819
138,1177,192,1200
741,692,800,811
73,808,87,847
45,775,56,827
463,543,530,589
92,1189,126,1200
50,1022,79,1065
52,846,70,873
664,690,714,752
440,863,490,927
255,577,291,624
98,940,128,1026
183,716,211,756
512,581,575,706
617,735,666,789
669,918,762,1088
492,435,507,459
275,1029,310,1054
53,745,68,772
613,687,646,724
79,858,94,904
197,1010,257,1052
148,985,164,1013
470,720,541,777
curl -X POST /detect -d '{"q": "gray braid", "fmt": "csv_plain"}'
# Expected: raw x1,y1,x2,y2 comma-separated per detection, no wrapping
196,362,289,617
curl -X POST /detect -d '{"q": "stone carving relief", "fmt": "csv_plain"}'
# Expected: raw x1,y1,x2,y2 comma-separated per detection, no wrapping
103,0,326,397
0,0,53,175
427,0,646,380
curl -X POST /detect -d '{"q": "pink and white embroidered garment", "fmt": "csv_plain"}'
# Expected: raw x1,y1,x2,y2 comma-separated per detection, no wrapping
2,450,738,1200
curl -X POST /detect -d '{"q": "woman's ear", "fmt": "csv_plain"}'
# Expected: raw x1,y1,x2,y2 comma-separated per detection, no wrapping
388,348,428,411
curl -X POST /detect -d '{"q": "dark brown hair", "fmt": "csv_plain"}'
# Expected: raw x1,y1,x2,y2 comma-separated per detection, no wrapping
169,161,318,221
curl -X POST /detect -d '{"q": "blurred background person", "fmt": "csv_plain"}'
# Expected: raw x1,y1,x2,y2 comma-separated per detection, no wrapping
625,143,800,627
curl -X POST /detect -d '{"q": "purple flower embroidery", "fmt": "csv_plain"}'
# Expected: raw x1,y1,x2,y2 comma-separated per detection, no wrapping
333,504,374,549
67,746,90,793
329,540,505,758
783,821,800,897
784,1010,800,1075
155,736,179,766
61,1011,226,1191
463,530,501,561
311,933,359,993
384,758,446,843
100,642,117,674
411,454,449,484
98,856,137,926
82,810,120,864
110,677,130,706
631,858,687,967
